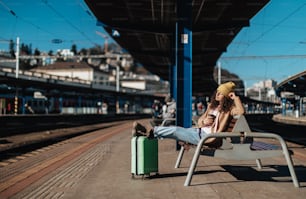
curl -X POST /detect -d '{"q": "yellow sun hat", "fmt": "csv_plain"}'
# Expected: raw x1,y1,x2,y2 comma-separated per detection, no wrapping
217,81,236,97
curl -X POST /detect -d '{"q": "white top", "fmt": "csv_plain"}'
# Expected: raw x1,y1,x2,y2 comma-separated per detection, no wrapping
201,109,219,134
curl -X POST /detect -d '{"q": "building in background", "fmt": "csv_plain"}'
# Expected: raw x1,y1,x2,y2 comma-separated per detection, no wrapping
247,79,278,103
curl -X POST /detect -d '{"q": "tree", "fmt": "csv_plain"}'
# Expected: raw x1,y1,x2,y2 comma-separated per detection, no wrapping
71,44,77,55
89,44,103,55
20,43,32,55
79,48,88,62
34,48,40,55
79,48,88,55
33,48,41,66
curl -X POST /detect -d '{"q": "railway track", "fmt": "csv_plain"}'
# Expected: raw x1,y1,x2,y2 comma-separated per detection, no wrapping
0,122,118,155
246,115,306,146
0,120,132,198
0,114,150,137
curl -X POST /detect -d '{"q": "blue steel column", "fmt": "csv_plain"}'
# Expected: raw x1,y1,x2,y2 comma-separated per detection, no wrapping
176,0,192,128
171,59,177,102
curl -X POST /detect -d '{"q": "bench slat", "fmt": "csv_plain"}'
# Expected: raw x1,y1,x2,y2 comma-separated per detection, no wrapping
251,141,279,150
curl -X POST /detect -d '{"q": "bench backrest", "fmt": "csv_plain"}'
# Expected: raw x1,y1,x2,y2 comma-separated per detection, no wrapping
231,115,251,132
204,115,250,148
219,115,252,148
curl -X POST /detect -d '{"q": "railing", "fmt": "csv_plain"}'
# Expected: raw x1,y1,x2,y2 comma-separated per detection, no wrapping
0,67,91,85
0,67,162,94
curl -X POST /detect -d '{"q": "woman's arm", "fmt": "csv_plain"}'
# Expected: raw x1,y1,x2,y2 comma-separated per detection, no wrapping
228,92,245,115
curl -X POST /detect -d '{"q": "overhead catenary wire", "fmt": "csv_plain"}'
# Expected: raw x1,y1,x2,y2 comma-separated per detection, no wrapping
41,0,96,46
224,2,306,77
1,0,100,50
250,3,306,44
78,0,95,19
234,2,306,58
0,0,16,16
221,54,306,60
0,0,59,39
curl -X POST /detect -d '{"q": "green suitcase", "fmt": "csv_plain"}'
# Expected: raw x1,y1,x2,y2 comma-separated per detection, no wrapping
131,136,158,178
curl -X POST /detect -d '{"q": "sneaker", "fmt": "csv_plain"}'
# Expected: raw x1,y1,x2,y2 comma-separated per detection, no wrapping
132,122,147,137
147,129,155,139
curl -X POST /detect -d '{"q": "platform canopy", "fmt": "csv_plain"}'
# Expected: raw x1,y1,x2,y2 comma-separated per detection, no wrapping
276,70,306,97
85,0,269,95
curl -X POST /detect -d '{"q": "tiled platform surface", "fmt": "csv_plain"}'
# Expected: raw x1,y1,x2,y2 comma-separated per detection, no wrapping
10,119,306,199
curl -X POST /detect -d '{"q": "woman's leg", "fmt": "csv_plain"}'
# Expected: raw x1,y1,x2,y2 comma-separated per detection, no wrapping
153,126,201,145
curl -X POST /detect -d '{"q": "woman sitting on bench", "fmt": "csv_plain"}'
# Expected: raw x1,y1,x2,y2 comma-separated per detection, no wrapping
132,81,245,147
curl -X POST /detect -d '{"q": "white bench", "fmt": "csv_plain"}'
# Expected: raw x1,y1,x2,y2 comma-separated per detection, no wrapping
174,115,300,188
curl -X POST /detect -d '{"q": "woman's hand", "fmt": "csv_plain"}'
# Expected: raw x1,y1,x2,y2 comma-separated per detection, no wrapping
228,91,245,115
228,92,236,99
198,115,215,127
203,118,214,126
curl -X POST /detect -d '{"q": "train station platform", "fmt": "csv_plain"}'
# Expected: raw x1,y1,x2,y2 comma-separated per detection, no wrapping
2,118,304,199
273,114,306,126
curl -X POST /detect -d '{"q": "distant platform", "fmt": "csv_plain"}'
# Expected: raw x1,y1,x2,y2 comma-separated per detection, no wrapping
273,114,306,126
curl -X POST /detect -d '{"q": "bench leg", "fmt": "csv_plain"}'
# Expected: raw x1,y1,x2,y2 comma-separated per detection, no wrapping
175,147,185,168
256,159,262,169
184,141,203,186
282,148,300,188
274,135,300,188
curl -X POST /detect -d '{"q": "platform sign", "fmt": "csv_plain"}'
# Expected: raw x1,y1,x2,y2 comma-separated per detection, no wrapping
181,34,188,44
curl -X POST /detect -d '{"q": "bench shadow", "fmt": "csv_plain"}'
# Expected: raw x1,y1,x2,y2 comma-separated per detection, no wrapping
192,164,306,187
222,165,306,182
147,169,226,179
148,165,306,187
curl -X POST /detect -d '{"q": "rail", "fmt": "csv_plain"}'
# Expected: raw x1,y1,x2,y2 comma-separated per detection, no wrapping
0,67,91,85
0,67,141,93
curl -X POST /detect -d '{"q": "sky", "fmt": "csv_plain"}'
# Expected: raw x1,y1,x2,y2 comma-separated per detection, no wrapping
0,0,306,88
0,0,111,52
220,0,306,87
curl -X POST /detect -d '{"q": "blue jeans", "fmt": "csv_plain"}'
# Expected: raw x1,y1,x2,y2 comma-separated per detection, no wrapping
153,126,208,145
